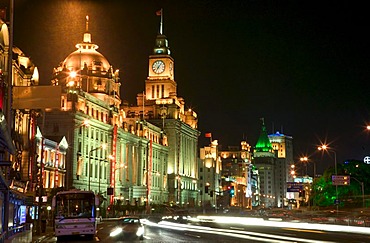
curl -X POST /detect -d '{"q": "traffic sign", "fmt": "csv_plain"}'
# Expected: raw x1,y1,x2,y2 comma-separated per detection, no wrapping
332,175,350,185
287,182,303,192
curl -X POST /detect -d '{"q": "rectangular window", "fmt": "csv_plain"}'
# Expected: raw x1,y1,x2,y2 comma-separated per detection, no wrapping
95,162,98,178
152,85,155,98
161,85,164,97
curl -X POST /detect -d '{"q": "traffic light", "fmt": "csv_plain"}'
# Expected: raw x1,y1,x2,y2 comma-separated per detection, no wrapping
205,185,209,193
230,186,235,197
107,187,114,195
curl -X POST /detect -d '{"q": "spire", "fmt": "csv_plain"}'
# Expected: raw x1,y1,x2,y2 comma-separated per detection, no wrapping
83,15,91,43
76,16,98,50
86,15,89,32
254,118,273,153
153,9,170,55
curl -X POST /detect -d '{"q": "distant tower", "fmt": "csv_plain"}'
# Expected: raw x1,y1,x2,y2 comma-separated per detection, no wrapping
269,130,294,207
253,119,276,208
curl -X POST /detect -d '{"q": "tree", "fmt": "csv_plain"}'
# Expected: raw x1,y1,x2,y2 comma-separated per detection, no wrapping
312,169,336,207
312,160,370,208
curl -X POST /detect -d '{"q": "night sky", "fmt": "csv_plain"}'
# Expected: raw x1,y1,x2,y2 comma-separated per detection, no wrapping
2,0,370,174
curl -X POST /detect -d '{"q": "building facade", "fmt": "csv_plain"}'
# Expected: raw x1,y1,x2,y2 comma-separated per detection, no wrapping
199,140,222,211
253,119,294,208
121,17,200,207
268,131,294,207
39,17,169,213
253,120,277,208
219,141,253,209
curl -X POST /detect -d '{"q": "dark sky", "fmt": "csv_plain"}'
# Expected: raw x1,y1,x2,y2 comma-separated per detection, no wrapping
2,0,370,174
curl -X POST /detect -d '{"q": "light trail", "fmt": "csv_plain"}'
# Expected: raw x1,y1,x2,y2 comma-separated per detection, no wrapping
143,220,334,243
194,216,370,235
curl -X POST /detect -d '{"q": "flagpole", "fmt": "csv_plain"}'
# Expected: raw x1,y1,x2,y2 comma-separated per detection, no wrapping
160,8,163,35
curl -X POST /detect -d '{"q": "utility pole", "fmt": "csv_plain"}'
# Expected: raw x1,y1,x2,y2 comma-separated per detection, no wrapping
352,177,365,209
36,137,44,235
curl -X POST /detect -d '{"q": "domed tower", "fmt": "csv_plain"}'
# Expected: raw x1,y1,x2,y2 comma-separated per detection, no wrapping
253,118,277,208
44,16,122,192
52,16,121,109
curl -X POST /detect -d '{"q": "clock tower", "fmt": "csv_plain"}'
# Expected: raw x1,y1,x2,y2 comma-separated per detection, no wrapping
124,10,200,206
146,32,176,100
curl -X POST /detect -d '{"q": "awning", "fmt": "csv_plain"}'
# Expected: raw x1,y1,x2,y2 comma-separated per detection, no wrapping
0,110,16,154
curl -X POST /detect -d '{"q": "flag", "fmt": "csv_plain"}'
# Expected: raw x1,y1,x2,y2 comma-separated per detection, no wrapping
205,133,212,138
0,8,6,20
156,9,162,16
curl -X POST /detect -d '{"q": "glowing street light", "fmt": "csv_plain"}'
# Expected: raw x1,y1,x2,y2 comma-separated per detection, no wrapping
300,156,308,176
318,145,337,175
318,144,339,213
290,164,296,178
69,71,77,78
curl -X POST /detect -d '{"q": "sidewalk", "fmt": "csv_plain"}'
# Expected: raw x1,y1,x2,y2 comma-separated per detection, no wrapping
4,225,53,243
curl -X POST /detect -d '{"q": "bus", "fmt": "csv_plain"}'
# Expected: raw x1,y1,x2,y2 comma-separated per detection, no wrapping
52,190,99,240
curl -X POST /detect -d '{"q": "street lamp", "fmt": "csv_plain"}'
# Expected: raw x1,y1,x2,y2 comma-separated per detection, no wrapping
88,143,107,191
318,144,338,214
72,119,90,182
300,156,308,176
351,177,365,209
290,164,296,179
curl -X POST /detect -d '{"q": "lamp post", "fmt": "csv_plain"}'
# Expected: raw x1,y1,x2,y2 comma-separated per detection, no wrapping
71,120,89,183
290,164,296,179
351,177,365,209
36,134,44,236
88,144,107,191
300,156,308,176
318,145,338,214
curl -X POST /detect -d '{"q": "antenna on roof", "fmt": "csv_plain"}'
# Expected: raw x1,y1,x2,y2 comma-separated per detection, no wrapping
86,15,89,32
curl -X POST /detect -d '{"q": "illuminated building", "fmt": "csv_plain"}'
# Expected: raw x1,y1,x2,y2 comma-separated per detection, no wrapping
199,140,222,210
253,119,277,208
121,14,200,207
253,119,294,208
219,140,253,208
268,130,294,207
38,17,169,211
0,15,65,234
34,127,68,191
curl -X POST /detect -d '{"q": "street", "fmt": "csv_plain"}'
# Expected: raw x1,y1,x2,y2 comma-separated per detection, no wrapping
38,217,370,243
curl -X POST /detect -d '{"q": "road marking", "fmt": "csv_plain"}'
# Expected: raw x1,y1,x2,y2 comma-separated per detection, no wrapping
283,228,325,234
230,227,245,230
184,233,201,238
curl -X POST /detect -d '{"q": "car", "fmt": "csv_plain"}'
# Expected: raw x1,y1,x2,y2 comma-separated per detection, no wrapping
110,216,145,240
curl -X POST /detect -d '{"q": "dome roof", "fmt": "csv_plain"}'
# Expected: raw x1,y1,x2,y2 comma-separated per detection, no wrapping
62,47,111,72
254,119,274,153
62,16,111,72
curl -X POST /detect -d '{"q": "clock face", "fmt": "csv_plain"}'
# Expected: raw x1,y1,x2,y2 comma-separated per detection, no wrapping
152,60,165,74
